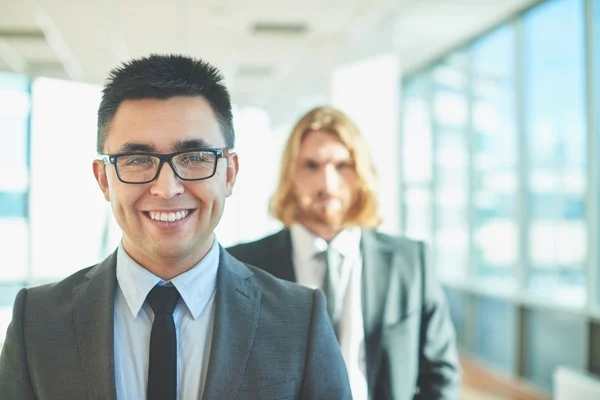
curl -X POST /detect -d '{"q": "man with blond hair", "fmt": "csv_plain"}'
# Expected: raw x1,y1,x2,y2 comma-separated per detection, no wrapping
229,106,461,400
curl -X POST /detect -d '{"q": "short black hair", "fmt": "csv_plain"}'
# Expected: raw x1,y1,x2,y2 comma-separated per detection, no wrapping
97,54,234,153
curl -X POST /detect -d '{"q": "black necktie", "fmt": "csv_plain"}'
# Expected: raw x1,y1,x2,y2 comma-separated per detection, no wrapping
147,285,180,400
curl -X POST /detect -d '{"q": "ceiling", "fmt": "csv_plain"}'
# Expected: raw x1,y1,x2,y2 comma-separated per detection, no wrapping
0,0,540,124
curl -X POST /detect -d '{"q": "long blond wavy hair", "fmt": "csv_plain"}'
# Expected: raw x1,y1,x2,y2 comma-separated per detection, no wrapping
270,106,382,228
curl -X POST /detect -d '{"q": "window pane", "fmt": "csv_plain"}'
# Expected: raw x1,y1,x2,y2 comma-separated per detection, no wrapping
432,54,469,282
0,72,30,283
523,0,587,307
471,25,519,294
0,72,29,193
29,78,111,282
404,187,432,242
402,76,432,184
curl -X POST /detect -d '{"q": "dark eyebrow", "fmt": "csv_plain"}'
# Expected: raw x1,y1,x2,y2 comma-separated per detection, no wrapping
114,139,216,154
117,142,155,153
172,139,214,151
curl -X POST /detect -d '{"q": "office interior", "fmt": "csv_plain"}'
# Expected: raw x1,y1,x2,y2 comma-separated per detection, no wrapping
1,0,600,398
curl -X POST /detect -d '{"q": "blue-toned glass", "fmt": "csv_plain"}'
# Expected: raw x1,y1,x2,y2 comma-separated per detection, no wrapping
523,0,587,307
431,52,470,282
471,25,518,294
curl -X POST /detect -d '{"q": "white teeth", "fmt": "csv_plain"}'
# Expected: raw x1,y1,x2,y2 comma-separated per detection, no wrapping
149,210,189,222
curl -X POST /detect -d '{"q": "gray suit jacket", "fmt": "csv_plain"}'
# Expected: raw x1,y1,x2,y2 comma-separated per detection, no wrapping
0,246,352,399
228,230,461,400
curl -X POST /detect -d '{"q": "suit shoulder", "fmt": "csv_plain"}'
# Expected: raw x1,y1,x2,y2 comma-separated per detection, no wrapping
228,231,281,253
246,263,314,303
227,231,285,266
23,264,98,318
367,230,422,251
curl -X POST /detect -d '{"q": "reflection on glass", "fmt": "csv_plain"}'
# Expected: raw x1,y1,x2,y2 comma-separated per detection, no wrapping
471,25,518,294
524,0,587,307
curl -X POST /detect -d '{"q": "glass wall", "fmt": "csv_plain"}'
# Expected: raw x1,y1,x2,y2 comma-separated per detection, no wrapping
401,74,433,243
470,25,519,294
431,52,470,283
523,0,587,307
400,0,599,393
402,0,590,307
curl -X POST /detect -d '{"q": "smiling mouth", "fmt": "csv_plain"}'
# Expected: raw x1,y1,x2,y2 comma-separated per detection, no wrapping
143,209,195,222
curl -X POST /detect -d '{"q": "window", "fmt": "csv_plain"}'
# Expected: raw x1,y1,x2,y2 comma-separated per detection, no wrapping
431,53,470,282
401,75,433,242
29,78,109,283
523,0,587,307
0,72,30,283
470,25,519,294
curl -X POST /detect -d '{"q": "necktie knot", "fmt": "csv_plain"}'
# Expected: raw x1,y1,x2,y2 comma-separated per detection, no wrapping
147,285,180,315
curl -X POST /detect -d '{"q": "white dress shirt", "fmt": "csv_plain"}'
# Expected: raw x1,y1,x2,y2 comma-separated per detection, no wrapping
113,237,219,400
290,224,369,400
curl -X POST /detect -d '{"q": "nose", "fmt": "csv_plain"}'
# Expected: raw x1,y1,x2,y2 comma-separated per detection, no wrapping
322,164,340,193
149,162,185,199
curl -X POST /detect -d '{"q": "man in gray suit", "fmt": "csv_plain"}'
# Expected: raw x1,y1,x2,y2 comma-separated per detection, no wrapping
228,106,461,400
0,56,351,399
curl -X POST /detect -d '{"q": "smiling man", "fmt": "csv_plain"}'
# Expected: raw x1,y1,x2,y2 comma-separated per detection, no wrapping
0,55,351,400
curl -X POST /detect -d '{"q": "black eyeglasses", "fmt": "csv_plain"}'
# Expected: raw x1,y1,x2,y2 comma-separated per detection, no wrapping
101,148,230,184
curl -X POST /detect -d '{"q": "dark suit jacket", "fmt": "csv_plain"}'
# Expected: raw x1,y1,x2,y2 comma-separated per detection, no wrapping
0,246,352,400
228,229,461,400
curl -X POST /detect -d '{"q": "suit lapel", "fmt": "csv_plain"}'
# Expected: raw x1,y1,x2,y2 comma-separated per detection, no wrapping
72,252,117,400
361,230,392,336
202,248,262,399
361,230,393,389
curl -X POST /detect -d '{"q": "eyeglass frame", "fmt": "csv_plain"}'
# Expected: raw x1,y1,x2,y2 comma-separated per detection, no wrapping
101,147,231,184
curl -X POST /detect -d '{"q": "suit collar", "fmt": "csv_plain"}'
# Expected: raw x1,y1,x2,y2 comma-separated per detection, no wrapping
74,246,263,400
201,247,262,399
74,251,118,400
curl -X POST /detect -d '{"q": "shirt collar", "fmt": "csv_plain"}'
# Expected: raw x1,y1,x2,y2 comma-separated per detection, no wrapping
290,224,362,260
116,237,220,320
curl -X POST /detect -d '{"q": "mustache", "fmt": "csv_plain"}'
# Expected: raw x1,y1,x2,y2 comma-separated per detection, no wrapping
314,192,340,201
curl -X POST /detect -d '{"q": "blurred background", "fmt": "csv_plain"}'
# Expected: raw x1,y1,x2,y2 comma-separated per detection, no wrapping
1,0,600,398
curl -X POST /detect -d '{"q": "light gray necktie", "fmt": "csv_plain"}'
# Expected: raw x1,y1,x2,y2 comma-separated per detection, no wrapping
320,247,341,339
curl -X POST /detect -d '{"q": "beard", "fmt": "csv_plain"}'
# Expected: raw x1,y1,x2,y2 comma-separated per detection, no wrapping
297,194,348,228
